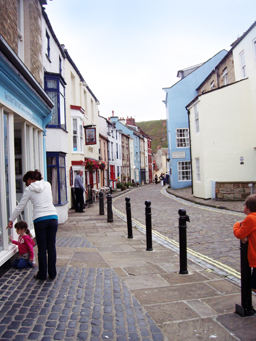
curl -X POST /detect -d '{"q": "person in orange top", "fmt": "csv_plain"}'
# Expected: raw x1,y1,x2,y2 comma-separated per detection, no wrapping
233,194,256,293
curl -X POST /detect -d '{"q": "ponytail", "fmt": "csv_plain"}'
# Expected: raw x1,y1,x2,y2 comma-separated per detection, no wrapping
23,169,42,183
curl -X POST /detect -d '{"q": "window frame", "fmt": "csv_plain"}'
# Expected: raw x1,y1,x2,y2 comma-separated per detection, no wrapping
177,161,191,181
195,158,201,181
222,67,228,85
46,30,50,60
44,73,66,130
194,103,199,134
240,50,246,78
72,117,84,153
47,152,68,206
176,128,190,148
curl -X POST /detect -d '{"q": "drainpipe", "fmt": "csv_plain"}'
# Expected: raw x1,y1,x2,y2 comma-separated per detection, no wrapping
187,108,193,195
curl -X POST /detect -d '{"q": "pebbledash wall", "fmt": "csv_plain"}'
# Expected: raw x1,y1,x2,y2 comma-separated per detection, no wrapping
215,182,256,201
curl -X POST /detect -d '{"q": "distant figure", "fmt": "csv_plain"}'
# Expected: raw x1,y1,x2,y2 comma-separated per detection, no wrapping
74,170,87,213
166,173,170,186
155,174,158,184
159,174,164,186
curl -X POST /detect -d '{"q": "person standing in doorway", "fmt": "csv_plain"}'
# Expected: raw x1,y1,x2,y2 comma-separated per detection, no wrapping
8,169,58,280
74,170,87,213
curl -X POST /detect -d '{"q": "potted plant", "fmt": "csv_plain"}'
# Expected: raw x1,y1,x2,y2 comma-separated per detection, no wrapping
85,159,98,173
99,161,106,170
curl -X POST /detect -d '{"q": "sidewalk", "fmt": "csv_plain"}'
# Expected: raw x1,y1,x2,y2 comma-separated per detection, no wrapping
0,188,255,341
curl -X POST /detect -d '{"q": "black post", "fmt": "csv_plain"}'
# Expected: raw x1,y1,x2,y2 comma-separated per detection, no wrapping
107,194,113,222
178,208,190,274
145,201,153,251
125,197,133,239
99,191,104,215
235,240,255,317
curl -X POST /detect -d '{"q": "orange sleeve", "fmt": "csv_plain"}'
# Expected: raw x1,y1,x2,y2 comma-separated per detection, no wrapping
233,215,255,239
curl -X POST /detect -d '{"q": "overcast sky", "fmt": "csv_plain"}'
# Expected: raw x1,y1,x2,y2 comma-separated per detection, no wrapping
45,0,256,122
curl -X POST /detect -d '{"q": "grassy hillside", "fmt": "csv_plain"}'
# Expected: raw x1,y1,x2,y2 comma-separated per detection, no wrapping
136,119,167,154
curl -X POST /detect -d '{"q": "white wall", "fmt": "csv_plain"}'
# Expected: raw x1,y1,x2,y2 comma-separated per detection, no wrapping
190,79,254,199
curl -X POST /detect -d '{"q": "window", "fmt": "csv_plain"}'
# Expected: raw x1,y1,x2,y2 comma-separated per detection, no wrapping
178,161,191,181
91,99,94,122
254,39,256,66
83,89,87,113
71,73,75,104
194,104,199,133
17,0,24,60
195,158,200,181
46,31,50,59
222,67,228,85
45,73,66,130
240,51,246,78
111,142,113,160
210,80,215,90
59,56,62,75
176,128,190,147
116,143,118,159
47,153,67,205
72,118,83,153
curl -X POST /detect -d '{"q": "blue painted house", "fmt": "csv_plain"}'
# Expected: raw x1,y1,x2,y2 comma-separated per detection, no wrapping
163,50,227,189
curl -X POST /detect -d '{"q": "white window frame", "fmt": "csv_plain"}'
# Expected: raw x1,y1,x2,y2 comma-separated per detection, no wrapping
176,128,190,148
17,0,24,61
177,161,191,181
194,103,199,134
195,158,201,181
254,39,256,67
72,117,83,153
222,67,228,85
240,51,246,78
210,80,215,90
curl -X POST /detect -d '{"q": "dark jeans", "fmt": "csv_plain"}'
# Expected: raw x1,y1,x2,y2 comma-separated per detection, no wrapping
75,188,84,212
12,258,33,269
34,219,58,280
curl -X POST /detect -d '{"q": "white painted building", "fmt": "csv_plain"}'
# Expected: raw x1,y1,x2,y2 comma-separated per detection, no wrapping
187,22,256,199
42,9,69,224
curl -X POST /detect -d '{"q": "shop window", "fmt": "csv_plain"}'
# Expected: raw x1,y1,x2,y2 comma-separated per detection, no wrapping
47,153,67,205
45,73,66,130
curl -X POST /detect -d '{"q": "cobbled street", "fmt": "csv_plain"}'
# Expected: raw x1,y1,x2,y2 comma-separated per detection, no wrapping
113,184,245,274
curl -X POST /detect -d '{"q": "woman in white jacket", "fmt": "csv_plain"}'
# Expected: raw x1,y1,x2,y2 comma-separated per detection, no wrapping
8,169,58,280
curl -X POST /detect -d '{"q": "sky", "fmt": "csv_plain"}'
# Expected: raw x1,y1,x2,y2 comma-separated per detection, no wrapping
44,0,256,122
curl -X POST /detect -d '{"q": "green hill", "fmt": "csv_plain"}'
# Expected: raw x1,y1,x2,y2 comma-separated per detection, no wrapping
136,119,167,154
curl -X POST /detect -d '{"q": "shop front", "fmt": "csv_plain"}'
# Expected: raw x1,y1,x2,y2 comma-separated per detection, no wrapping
0,37,53,266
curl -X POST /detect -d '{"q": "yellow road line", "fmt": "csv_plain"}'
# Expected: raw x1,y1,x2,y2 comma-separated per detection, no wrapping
112,205,240,279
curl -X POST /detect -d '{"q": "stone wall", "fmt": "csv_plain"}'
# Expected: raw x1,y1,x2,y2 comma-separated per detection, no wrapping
215,181,256,201
0,0,18,54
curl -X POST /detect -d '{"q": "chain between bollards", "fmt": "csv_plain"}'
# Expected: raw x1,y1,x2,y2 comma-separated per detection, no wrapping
178,208,189,274
107,194,113,222
125,197,133,239
99,191,104,215
235,240,255,317
145,200,153,251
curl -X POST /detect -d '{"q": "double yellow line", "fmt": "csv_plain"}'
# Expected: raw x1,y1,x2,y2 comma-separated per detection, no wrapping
112,191,241,279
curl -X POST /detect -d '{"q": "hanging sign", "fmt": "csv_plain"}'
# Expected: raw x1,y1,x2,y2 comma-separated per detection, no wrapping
85,127,97,145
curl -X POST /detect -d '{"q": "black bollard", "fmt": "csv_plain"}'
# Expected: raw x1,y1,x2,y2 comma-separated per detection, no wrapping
125,197,133,239
99,191,104,215
178,208,190,274
235,240,255,317
145,201,153,251
107,194,113,222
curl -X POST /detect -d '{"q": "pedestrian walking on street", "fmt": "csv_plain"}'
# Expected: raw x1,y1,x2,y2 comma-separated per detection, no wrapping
7,169,58,280
74,170,87,212
10,221,35,269
233,194,256,293
155,174,158,184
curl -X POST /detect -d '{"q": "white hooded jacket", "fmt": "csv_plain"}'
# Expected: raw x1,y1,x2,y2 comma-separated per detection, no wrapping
9,180,57,222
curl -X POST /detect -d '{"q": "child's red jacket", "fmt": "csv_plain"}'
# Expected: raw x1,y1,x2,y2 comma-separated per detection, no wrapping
233,212,256,267
12,235,34,260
